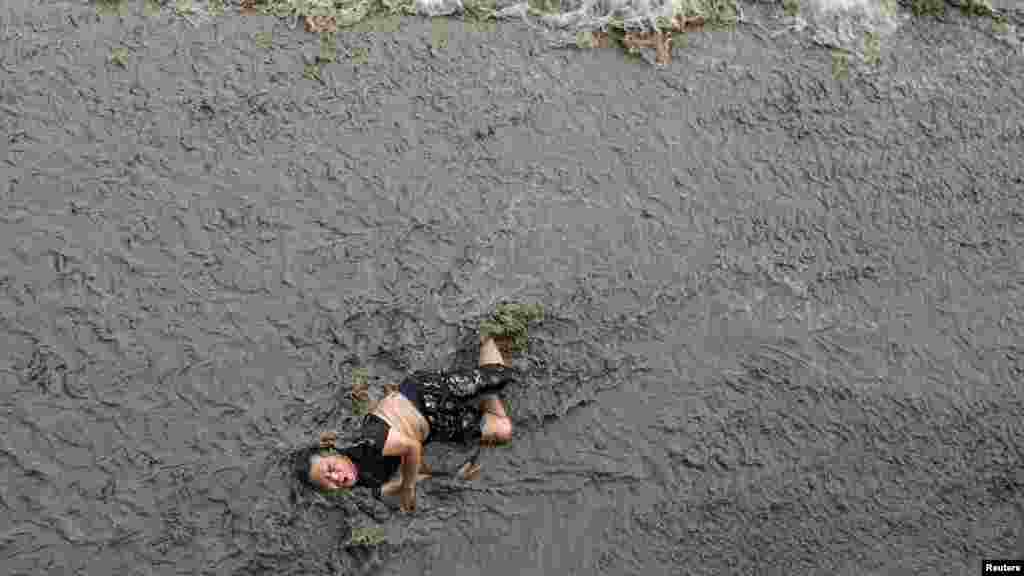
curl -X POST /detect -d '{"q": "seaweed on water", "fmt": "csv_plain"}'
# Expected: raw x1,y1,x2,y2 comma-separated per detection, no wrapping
346,525,387,547
350,367,371,416
479,302,545,353
910,0,946,16
95,0,126,15
248,0,410,31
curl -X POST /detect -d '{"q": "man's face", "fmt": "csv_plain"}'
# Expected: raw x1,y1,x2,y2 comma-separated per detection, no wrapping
310,454,357,490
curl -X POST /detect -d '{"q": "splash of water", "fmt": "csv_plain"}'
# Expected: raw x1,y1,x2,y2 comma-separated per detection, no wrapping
804,0,909,55
413,0,911,63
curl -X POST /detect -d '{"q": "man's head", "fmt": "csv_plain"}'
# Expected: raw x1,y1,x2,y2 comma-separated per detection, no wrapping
308,452,358,490
295,431,359,491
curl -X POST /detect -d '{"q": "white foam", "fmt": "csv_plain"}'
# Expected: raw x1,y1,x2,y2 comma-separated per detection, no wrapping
811,0,875,13
415,0,912,61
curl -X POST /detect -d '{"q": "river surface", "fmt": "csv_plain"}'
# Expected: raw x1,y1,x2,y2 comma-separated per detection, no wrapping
1,1,1022,575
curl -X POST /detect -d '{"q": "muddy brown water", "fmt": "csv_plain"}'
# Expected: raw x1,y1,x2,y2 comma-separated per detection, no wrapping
1,1,1022,575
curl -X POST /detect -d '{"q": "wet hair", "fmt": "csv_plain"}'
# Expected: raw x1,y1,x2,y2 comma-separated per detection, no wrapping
292,445,322,489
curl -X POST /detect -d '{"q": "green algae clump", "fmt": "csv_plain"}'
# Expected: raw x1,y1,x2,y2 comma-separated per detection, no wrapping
480,302,545,353
911,0,946,17
347,525,387,546
351,367,371,416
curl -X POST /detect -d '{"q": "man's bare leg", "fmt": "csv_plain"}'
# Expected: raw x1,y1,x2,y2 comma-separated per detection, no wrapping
478,335,513,443
479,335,507,367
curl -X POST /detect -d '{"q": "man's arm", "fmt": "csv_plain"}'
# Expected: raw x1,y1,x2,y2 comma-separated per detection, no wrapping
399,443,422,489
381,428,422,488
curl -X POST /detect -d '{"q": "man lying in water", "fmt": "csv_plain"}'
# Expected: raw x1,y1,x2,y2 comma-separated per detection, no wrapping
295,335,517,512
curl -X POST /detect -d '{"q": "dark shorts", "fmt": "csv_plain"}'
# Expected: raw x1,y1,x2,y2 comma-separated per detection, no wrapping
398,378,422,411
398,365,518,444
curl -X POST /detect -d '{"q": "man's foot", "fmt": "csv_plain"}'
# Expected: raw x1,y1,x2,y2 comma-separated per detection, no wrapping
479,335,507,367
456,461,482,481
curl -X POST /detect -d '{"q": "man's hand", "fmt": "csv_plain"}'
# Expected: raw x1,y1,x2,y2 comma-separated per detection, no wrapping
399,484,416,513
383,471,430,498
